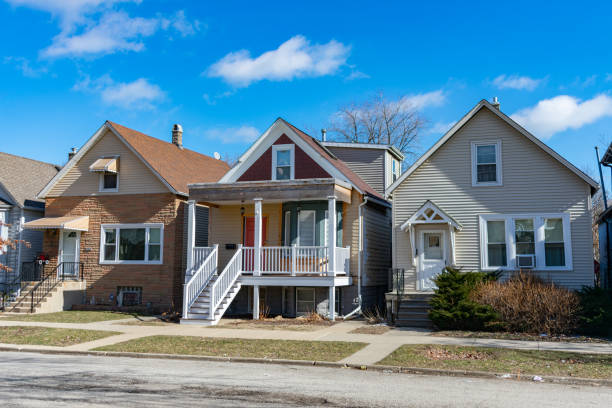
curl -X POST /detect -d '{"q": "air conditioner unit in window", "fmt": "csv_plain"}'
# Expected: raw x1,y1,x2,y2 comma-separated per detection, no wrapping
516,255,535,269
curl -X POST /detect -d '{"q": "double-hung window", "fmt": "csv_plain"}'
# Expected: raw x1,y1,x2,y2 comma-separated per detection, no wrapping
297,210,316,246
101,224,163,264
471,141,502,186
272,144,295,180
479,214,571,270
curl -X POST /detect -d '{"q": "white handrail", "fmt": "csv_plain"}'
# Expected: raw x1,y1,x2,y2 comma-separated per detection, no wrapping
191,246,214,274
335,246,350,275
209,245,243,319
182,245,218,318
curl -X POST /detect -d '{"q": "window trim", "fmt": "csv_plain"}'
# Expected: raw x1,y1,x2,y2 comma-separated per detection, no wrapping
479,213,572,271
99,223,164,265
99,172,119,193
471,140,502,186
271,144,295,180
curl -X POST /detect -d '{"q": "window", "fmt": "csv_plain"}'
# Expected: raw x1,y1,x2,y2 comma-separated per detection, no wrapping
471,141,502,186
99,172,118,192
0,210,7,255
297,210,316,246
272,144,295,180
485,220,507,267
296,287,315,316
544,218,565,267
479,214,572,270
100,224,163,264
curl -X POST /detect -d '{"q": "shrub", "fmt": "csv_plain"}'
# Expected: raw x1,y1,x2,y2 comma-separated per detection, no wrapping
428,267,499,331
471,273,580,336
577,286,612,337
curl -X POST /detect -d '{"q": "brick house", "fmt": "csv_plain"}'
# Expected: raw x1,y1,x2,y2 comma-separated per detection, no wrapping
24,122,228,311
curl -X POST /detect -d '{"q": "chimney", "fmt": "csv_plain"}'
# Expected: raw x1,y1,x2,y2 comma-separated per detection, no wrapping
491,97,500,110
68,147,77,161
172,124,183,149
321,129,327,142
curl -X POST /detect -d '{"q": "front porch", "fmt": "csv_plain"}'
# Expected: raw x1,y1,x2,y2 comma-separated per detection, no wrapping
182,179,356,324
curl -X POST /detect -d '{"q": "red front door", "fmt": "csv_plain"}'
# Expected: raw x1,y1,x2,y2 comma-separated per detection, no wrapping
243,216,268,246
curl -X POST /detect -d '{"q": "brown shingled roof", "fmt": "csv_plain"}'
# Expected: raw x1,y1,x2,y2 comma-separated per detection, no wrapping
0,152,59,208
280,119,383,199
107,121,230,195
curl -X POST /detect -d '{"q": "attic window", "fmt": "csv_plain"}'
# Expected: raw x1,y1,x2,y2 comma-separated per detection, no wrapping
471,141,502,186
272,144,294,180
90,157,119,192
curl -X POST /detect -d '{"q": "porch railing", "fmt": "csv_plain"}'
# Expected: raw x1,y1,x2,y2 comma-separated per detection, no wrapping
241,246,349,275
183,245,218,318
192,246,214,274
209,246,242,319
27,262,84,313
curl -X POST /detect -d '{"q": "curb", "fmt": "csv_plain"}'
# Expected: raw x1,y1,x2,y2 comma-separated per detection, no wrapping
1,346,610,387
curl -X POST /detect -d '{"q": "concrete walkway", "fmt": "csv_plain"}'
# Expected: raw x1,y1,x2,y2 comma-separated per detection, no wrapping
0,316,611,365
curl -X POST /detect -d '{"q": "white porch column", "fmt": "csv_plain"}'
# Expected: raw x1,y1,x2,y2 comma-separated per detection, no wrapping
327,195,337,276
449,223,456,265
186,200,196,280
328,286,336,321
253,285,260,320
254,198,263,277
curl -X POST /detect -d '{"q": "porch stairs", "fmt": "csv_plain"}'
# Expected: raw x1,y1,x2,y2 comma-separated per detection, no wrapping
3,282,58,314
395,293,434,328
180,245,242,326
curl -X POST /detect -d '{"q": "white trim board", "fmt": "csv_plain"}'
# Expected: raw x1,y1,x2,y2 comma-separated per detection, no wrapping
386,100,599,197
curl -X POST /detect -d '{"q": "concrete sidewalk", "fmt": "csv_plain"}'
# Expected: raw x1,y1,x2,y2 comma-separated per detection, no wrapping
0,316,610,365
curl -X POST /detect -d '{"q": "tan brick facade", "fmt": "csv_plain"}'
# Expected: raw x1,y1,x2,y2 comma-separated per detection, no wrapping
42,193,186,310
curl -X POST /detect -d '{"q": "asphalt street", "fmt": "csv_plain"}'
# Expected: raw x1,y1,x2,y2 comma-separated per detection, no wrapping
0,351,609,407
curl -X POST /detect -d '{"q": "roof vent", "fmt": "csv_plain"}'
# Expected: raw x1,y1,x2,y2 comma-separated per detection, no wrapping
321,129,327,142
172,124,183,149
492,97,500,110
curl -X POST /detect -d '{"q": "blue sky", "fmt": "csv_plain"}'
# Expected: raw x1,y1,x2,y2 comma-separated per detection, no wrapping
1,0,612,188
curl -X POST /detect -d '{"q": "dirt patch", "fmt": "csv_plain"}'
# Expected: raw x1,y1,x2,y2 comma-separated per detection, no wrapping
218,316,335,331
424,345,491,361
349,325,390,335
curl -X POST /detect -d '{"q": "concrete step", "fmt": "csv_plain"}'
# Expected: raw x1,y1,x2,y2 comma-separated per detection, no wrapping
395,318,433,328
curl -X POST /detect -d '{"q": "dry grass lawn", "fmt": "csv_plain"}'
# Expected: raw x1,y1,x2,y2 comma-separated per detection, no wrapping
0,311,141,324
96,335,366,362
0,326,119,347
378,344,612,380
349,325,391,335
217,316,335,332
432,330,610,344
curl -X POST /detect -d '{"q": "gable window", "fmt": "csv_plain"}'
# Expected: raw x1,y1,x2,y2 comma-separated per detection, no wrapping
471,141,501,186
101,172,118,191
90,156,119,192
100,224,163,264
479,214,572,271
272,144,295,180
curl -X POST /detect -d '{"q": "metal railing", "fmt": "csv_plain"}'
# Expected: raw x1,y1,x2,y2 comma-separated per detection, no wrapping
182,245,218,318
209,247,242,320
28,262,84,313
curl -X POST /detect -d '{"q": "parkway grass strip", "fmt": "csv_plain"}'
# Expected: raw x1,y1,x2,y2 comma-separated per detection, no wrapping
0,326,120,347
0,310,143,324
95,335,367,362
377,344,612,380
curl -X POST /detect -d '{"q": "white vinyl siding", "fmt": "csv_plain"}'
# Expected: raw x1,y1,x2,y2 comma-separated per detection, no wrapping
100,223,164,264
392,108,593,290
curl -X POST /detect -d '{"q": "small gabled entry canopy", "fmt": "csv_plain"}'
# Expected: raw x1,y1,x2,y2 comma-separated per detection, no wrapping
23,216,89,231
400,200,461,267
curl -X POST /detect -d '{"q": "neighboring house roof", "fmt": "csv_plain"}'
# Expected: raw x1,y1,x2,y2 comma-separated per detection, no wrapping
386,99,599,197
0,152,59,209
321,141,405,161
39,121,230,198
221,118,384,199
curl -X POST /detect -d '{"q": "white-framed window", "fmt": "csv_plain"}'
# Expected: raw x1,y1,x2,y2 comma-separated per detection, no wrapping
0,210,8,255
392,159,400,182
479,213,572,271
99,172,119,192
100,223,163,264
296,287,316,316
297,210,316,246
471,141,502,186
271,144,295,180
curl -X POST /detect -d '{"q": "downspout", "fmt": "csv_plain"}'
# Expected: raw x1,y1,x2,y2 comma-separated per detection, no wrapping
343,195,367,319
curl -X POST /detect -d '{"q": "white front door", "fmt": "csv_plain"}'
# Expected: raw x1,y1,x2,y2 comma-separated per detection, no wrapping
418,230,446,291
60,231,80,278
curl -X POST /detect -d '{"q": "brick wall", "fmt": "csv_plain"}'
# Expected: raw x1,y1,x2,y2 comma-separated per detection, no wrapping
43,193,186,310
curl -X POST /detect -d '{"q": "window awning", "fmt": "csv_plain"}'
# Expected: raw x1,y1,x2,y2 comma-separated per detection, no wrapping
23,216,89,231
89,157,118,173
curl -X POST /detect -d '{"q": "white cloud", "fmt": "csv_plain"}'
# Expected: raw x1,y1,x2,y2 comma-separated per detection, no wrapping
207,35,351,87
492,74,542,91
3,56,48,77
205,126,260,144
7,1,198,58
511,94,612,138
427,121,456,135
397,90,446,111
74,75,165,109
345,70,369,81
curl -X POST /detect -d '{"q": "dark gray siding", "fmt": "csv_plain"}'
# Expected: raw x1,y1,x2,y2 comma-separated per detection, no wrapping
361,200,392,311
327,147,386,195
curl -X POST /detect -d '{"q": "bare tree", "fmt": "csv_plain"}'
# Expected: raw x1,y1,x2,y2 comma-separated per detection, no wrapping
328,92,425,161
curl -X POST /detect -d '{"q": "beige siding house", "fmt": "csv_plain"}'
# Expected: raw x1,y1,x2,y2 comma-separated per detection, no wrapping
386,99,598,306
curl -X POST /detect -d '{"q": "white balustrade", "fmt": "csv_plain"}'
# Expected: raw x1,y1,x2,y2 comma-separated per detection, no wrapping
191,246,214,275
182,245,217,318
334,246,350,275
209,246,243,319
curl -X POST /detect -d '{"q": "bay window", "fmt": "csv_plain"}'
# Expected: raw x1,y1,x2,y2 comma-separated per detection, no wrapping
101,224,163,264
479,213,571,270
